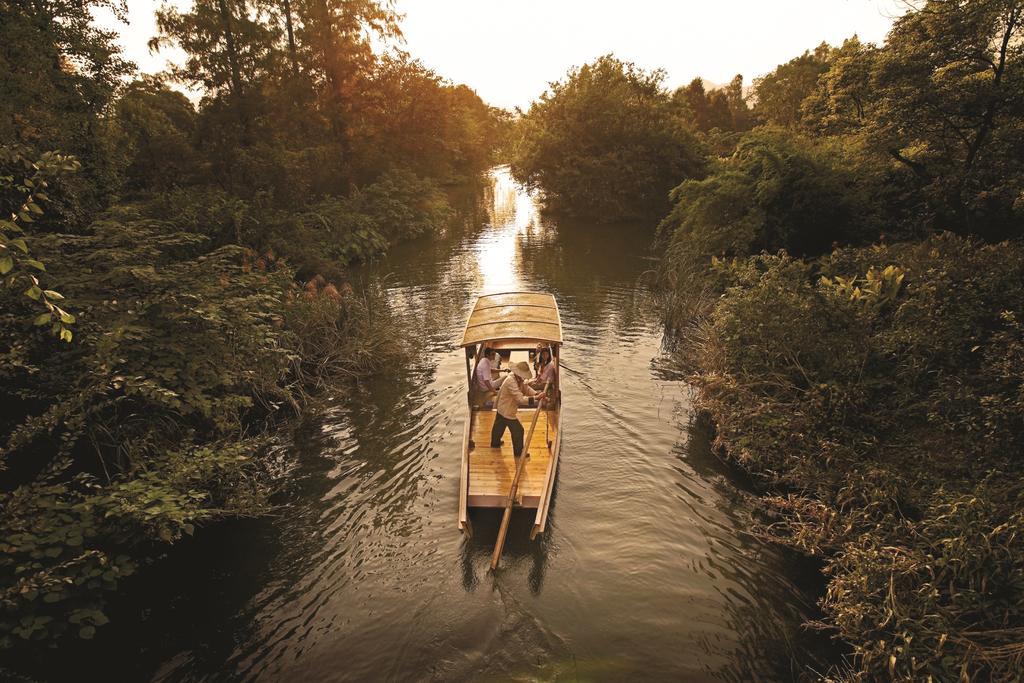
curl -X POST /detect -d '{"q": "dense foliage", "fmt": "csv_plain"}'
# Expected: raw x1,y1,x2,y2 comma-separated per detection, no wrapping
650,1,1024,679
678,238,1024,680
509,56,707,222
658,128,890,263
1,0,501,657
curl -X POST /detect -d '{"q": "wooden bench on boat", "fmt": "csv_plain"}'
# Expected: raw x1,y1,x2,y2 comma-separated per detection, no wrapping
458,291,563,543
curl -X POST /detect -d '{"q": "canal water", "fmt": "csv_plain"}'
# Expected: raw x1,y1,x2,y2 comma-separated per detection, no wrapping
56,168,832,681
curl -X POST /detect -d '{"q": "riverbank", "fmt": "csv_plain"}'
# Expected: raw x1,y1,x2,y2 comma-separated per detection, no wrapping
3,0,508,660
661,235,1024,680
0,198,409,651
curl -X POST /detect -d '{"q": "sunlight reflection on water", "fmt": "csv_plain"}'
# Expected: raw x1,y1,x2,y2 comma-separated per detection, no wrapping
476,166,539,292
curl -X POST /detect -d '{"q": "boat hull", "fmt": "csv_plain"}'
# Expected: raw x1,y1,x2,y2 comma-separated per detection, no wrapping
459,407,560,537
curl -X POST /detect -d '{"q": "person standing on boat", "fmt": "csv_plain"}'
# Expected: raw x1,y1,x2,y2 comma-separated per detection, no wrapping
491,361,541,459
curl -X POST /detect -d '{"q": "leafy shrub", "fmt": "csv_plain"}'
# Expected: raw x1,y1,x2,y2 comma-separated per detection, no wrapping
265,168,453,278
144,168,452,281
1,145,81,341
1,219,297,464
0,442,261,647
0,213,404,648
825,479,1024,681
668,234,1024,680
143,186,261,247
658,129,884,272
284,279,405,384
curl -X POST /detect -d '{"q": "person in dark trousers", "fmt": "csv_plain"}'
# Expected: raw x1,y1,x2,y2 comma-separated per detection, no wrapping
491,361,540,458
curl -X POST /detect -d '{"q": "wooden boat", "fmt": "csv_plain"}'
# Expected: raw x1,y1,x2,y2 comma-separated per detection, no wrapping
458,291,562,542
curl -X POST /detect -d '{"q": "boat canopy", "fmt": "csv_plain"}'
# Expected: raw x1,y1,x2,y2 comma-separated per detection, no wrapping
460,291,562,347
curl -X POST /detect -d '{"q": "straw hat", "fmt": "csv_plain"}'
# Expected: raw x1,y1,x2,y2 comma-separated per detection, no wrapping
510,361,533,380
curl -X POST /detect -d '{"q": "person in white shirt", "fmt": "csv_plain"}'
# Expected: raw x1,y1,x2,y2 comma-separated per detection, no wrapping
472,347,505,406
491,361,541,458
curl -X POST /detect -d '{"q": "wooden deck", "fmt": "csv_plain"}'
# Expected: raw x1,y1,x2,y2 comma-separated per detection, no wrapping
467,408,556,508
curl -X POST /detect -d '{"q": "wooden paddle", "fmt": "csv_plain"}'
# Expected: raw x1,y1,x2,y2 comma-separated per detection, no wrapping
490,381,550,571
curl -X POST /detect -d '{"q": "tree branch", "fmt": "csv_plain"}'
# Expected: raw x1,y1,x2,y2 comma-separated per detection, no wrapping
963,7,1020,174
888,148,932,183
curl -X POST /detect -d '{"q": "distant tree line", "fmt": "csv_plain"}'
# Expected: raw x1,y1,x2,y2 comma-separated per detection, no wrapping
511,5,1022,242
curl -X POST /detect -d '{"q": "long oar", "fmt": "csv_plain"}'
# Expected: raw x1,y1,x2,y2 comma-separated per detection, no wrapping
558,360,586,377
490,383,550,571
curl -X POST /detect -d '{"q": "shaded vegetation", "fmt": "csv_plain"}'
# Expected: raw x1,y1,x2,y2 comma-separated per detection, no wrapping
654,1,1024,680
514,0,1024,679
676,238,1024,680
1,0,501,655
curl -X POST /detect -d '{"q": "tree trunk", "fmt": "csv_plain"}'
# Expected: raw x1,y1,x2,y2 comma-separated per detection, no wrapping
317,0,340,93
216,0,244,99
962,8,1019,177
283,0,298,76
215,0,249,142
957,8,1020,233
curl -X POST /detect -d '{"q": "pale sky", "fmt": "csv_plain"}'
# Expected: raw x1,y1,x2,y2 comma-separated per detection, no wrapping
97,0,906,109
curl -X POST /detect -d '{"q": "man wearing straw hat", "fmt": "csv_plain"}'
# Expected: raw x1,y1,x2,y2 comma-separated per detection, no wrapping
491,361,541,459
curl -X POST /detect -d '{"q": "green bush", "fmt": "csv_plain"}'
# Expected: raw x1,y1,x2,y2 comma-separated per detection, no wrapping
0,442,262,647
2,218,296,458
265,168,453,278
0,213,404,648
143,168,452,280
284,279,404,384
668,234,1024,680
658,128,884,269
143,186,261,246
825,479,1024,681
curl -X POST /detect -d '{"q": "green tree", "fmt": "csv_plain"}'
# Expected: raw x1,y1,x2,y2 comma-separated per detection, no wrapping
844,0,1023,236
511,55,705,222
295,0,401,90
0,0,133,224
153,0,283,97
752,43,831,127
659,128,883,276
292,0,401,138
114,78,198,193
800,36,877,135
349,54,501,181
152,0,282,132
671,76,751,133
724,74,754,131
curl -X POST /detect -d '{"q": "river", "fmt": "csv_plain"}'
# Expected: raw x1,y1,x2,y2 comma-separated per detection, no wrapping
45,168,833,682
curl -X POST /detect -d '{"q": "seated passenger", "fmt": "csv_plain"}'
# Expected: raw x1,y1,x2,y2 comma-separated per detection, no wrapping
529,347,557,393
472,347,505,406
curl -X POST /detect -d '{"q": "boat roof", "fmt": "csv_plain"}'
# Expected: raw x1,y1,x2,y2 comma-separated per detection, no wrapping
460,291,562,347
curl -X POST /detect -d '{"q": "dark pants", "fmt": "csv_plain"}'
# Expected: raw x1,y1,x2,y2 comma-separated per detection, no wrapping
491,413,525,457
